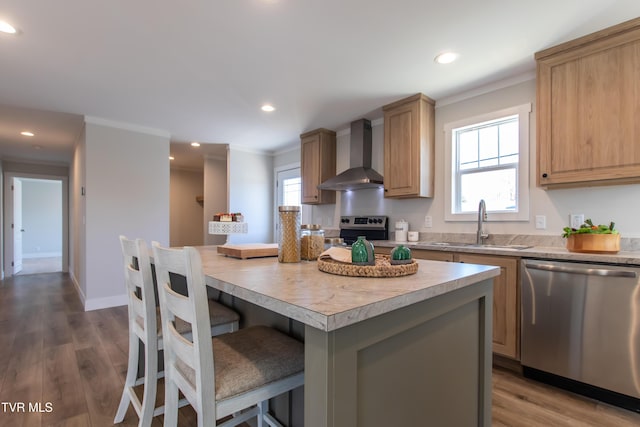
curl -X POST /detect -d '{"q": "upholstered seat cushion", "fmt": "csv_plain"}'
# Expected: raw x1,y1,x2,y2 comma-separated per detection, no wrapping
176,325,304,401
136,300,239,336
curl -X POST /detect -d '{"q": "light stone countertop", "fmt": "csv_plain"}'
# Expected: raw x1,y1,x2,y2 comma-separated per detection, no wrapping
373,240,640,266
196,246,499,332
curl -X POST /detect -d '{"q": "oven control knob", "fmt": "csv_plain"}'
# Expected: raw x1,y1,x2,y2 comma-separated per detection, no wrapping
342,218,349,224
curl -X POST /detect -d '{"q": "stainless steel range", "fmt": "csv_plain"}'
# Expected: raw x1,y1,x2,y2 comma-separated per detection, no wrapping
339,215,388,245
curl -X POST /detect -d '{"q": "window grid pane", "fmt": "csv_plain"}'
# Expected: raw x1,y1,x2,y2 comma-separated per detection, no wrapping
283,177,301,207
459,167,518,212
453,114,520,213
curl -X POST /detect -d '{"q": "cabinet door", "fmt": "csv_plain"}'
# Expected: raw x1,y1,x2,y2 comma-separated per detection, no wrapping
412,249,454,262
383,93,435,198
301,134,321,204
376,247,454,262
455,253,519,359
384,102,418,197
537,19,640,188
301,130,336,205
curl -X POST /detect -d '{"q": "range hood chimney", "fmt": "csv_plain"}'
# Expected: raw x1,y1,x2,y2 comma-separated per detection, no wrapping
317,119,384,191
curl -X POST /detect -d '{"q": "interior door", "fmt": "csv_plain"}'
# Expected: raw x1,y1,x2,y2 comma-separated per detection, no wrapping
13,178,23,274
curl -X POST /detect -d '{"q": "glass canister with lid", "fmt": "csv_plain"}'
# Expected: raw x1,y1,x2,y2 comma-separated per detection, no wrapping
278,206,301,263
300,224,325,260
324,237,346,250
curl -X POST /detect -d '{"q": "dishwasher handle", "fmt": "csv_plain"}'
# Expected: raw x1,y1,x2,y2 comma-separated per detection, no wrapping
524,261,637,278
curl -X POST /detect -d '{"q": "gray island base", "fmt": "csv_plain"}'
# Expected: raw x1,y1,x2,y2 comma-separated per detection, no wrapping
197,246,499,427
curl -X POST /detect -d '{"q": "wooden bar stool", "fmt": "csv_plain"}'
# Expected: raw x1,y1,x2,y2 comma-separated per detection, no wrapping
114,236,240,427
152,242,304,427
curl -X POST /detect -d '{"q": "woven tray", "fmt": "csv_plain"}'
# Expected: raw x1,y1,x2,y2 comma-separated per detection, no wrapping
317,254,418,278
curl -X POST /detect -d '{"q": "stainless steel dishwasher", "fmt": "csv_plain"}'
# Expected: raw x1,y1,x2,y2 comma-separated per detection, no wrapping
521,259,640,412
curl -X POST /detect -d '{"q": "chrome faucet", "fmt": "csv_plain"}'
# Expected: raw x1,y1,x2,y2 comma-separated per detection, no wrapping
477,199,489,245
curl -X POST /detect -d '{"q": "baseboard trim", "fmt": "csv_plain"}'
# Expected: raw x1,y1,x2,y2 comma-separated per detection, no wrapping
523,366,640,413
492,354,523,374
84,294,128,311
22,252,62,259
68,270,127,311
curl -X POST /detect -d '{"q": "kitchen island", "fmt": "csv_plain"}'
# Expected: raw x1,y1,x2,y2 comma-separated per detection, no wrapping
197,247,500,427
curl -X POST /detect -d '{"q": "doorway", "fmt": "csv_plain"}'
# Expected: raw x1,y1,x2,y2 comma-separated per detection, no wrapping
3,173,68,277
274,165,311,242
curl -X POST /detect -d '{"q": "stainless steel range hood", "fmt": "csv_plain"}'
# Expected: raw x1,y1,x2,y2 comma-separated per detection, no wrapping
317,119,383,191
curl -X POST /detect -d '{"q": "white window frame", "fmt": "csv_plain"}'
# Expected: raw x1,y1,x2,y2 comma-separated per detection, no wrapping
273,163,310,241
444,103,531,222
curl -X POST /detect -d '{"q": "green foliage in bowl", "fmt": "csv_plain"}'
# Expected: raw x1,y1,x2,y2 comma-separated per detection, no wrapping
562,219,618,238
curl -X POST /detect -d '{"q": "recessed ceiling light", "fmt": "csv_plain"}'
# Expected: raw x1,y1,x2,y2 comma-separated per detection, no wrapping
169,156,175,160
0,20,17,34
434,52,458,64
20,131,34,137
261,104,275,112
191,142,200,147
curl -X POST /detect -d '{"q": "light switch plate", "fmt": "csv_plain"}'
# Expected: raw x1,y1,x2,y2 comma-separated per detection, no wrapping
424,216,432,228
570,214,584,229
535,215,546,229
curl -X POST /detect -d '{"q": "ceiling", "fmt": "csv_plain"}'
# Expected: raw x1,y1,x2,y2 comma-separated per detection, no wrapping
1,1,639,169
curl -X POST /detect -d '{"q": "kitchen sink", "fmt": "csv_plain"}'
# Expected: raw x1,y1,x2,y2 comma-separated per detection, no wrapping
427,242,532,250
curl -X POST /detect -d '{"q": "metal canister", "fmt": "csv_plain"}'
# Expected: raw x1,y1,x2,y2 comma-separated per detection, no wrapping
278,206,301,263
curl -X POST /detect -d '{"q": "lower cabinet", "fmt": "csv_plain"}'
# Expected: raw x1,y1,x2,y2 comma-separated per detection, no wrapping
378,247,520,359
454,253,519,360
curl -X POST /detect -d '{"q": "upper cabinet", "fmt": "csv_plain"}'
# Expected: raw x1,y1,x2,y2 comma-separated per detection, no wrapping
382,93,435,198
300,128,336,205
536,18,640,188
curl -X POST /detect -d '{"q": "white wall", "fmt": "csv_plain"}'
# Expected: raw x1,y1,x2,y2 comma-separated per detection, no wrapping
227,147,273,244
71,126,86,298
81,119,170,310
21,179,62,257
275,78,640,239
273,145,299,169
204,154,228,246
170,168,204,247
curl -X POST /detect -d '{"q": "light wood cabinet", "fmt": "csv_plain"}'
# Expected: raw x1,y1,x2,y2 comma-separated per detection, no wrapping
454,253,519,360
383,247,520,359
376,247,454,262
300,128,336,205
382,93,435,198
536,18,640,188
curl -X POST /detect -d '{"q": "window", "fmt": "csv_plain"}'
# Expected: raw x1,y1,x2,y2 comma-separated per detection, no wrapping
444,104,531,221
282,177,301,207
274,165,310,241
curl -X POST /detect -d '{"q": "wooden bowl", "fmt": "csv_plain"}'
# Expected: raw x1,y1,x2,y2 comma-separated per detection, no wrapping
566,233,620,254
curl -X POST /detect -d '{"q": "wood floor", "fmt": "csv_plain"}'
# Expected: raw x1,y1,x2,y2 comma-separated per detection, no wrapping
1,272,639,427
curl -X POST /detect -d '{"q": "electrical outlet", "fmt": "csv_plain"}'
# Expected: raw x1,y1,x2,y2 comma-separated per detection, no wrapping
535,215,546,230
424,216,433,228
570,214,584,229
